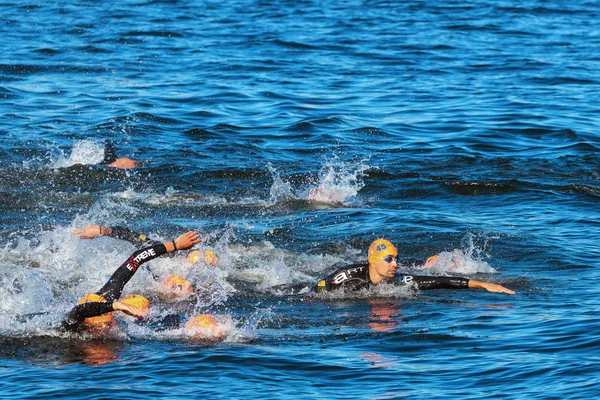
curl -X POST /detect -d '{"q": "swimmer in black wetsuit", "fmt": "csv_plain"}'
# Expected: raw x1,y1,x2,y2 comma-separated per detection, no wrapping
72,224,218,298
100,141,140,170
314,239,515,295
62,231,201,333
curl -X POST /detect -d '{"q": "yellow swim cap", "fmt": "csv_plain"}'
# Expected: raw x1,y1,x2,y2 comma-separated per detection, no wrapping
121,294,150,311
204,250,218,266
187,250,202,264
188,249,218,267
78,293,113,325
161,274,194,296
367,239,398,264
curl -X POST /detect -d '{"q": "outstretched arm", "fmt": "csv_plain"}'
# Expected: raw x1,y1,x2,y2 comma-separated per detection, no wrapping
399,275,515,294
97,231,201,301
468,280,515,294
73,225,157,247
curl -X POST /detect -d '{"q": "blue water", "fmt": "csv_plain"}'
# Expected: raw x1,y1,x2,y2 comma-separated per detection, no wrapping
1,0,599,398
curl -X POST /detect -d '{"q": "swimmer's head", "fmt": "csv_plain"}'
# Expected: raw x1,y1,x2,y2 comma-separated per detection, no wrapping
188,249,218,267
367,239,398,265
107,157,138,170
78,293,113,325
184,314,225,339
161,274,194,297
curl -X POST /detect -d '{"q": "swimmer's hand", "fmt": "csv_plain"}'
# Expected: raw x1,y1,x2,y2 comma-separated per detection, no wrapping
468,280,516,295
113,301,148,318
72,225,111,239
170,231,202,252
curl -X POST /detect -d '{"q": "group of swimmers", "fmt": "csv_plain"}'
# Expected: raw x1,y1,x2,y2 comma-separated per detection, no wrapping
62,143,514,340
63,223,514,340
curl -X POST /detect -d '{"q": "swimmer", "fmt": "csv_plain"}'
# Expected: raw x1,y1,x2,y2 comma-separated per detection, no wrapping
72,224,218,299
61,231,201,333
314,239,515,295
100,142,140,170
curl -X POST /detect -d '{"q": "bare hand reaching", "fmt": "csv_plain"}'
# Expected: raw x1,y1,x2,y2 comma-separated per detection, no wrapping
72,225,108,240
469,280,515,295
173,231,202,251
112,301,148,318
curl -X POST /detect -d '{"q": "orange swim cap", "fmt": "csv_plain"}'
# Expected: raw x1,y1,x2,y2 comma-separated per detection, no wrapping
184,314,224,339
121,294,150,310
367,239,398,264
185,314,217,330
161,274,194,296
422,255,439,269
78,293,113,325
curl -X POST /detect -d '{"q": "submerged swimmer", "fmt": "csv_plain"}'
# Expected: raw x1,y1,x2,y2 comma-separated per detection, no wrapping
101,142,140,170
62,231,201,334
314,239,515,295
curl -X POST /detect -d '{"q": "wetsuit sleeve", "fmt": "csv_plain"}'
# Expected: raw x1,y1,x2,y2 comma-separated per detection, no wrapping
97,243,168,301
61,302,114,332
398,274,470,290
313,264,371,293
107,226,159,247
101,141,118,164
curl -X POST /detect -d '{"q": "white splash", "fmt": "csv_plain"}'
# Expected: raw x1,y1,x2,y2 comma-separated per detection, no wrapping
419,232,497,275
51,140,106,169
305,158,369,204
266,158,370,206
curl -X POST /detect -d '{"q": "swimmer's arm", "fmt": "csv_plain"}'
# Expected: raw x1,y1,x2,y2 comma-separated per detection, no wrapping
400,275,470,290
400,275,515,294
62,302,115,331
72,225,157,246
164,231,202,253
113,301,147,318
467,280,515,294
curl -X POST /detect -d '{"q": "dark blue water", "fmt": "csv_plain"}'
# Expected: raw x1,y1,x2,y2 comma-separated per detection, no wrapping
1,0,599,398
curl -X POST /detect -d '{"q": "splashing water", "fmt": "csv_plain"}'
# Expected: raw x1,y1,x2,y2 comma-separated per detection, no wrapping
266,158,369,205
418,232,497,275
267,163,294,203
51,140,106,169
305,158,369,204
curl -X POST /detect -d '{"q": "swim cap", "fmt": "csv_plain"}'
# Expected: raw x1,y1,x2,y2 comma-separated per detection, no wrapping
185,314,217,330
422,255,439,269
184,314,224,339
188,249,218,267
187,250,202,264
78,293,113,325
121,294,150,311
367,239,398,264
204,250,218,267
161,274,194,296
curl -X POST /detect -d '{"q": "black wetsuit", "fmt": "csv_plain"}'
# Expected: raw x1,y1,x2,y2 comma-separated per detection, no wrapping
62,242,168,332
107,226,158,247
313,263,470,293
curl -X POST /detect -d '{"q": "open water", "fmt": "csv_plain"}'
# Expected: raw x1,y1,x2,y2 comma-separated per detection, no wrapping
1,0,599,398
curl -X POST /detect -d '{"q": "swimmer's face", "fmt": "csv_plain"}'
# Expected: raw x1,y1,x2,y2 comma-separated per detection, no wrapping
372,254,398,280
